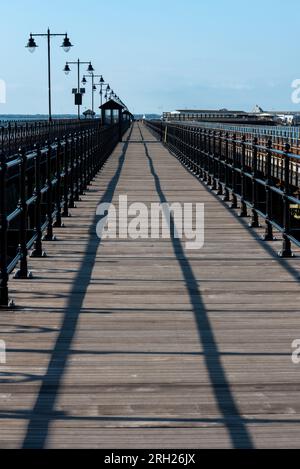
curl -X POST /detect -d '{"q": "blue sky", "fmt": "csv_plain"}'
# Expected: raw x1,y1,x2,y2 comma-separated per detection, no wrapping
1,0,300,114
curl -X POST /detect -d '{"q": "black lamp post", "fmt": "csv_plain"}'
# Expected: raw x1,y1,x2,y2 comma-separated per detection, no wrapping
105,85,111,102
83,74,109,112
26,28,73,122
64,60,94,119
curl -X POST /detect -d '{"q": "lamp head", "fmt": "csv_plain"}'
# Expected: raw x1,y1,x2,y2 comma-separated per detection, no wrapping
26,34,38,53
62,34,73,53
87,63,94,74
64,64,71,75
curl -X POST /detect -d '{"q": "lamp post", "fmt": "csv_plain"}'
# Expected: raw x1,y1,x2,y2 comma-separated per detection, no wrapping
82,74,109,114
26,28,73,122
104,85,111,103
64,60,94,119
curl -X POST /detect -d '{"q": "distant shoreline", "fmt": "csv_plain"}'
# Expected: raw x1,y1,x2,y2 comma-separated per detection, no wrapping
0,114,162,122
0,114,78,121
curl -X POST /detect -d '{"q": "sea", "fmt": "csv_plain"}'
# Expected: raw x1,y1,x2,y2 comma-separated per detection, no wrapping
0,114,161,122
0,114,78,122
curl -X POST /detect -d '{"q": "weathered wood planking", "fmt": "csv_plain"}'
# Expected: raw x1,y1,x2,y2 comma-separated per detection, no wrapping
0,123,300,448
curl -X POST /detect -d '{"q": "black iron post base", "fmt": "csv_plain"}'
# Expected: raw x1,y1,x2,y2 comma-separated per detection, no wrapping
278,236,293,258
222,190,230,202
53,220,65,228
278,249,294,258
13,270,33,280
217,185,223,196
249,210,260,228
230,194,238,209
262,233,276,241
262,221,275,241
0,296,15,309
42,234,57,242
0,285,9,308
30,249,47,258
239,201,248,217
249,221,260,228
211,179,217,191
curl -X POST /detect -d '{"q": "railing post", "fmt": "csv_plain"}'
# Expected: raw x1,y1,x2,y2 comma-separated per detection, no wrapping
74,133,80,202
279,143,293,257
195,128,200,177
0,152,10,306
239,135,248,217
199,128,204,180
202,129,208,183
263,139,275,241
87,129,92,182
62,136,70,217
68,133,75,208
207,130,212,185
31,144,46,258
53,138,63,228
249,137,260,228
192,128,197,174
14,148,32,279
43,141,55,241
231,133,238,209
211,130,217,190
79,131,85,193
217,131,223,195
83,130,88,191
188,128,192,169
223,132,230,201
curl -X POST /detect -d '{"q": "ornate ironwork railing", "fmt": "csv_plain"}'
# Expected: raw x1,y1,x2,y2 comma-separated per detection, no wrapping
0,120,131,307
145,120,300,257
0,119,102,159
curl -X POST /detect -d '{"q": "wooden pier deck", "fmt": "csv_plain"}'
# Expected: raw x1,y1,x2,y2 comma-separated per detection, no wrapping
1,122,300,448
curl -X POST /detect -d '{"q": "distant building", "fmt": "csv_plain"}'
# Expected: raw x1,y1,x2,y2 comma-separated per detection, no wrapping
83,109,96,119
162,107,300,126
252,105,264,113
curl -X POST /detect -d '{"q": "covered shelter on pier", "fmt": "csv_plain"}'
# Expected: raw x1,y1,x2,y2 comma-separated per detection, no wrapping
100,99,124,141
83,109,96,119
122,109,134,124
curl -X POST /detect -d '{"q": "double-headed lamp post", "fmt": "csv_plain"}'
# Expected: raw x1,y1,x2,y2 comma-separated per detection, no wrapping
26,28,73,122
104,84,111,103
82,75,109,112
64,60,94,119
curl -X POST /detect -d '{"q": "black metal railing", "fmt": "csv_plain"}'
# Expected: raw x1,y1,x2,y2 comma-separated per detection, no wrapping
0,119,131,307
0,119,103,159
145,120,300,257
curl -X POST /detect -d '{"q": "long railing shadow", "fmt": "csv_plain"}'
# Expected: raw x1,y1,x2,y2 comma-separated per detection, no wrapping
138,124,253,448
22,127,133,448
3,409,300,427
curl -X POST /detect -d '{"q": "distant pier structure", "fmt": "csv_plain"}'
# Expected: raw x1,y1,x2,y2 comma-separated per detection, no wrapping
163,106,300,126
